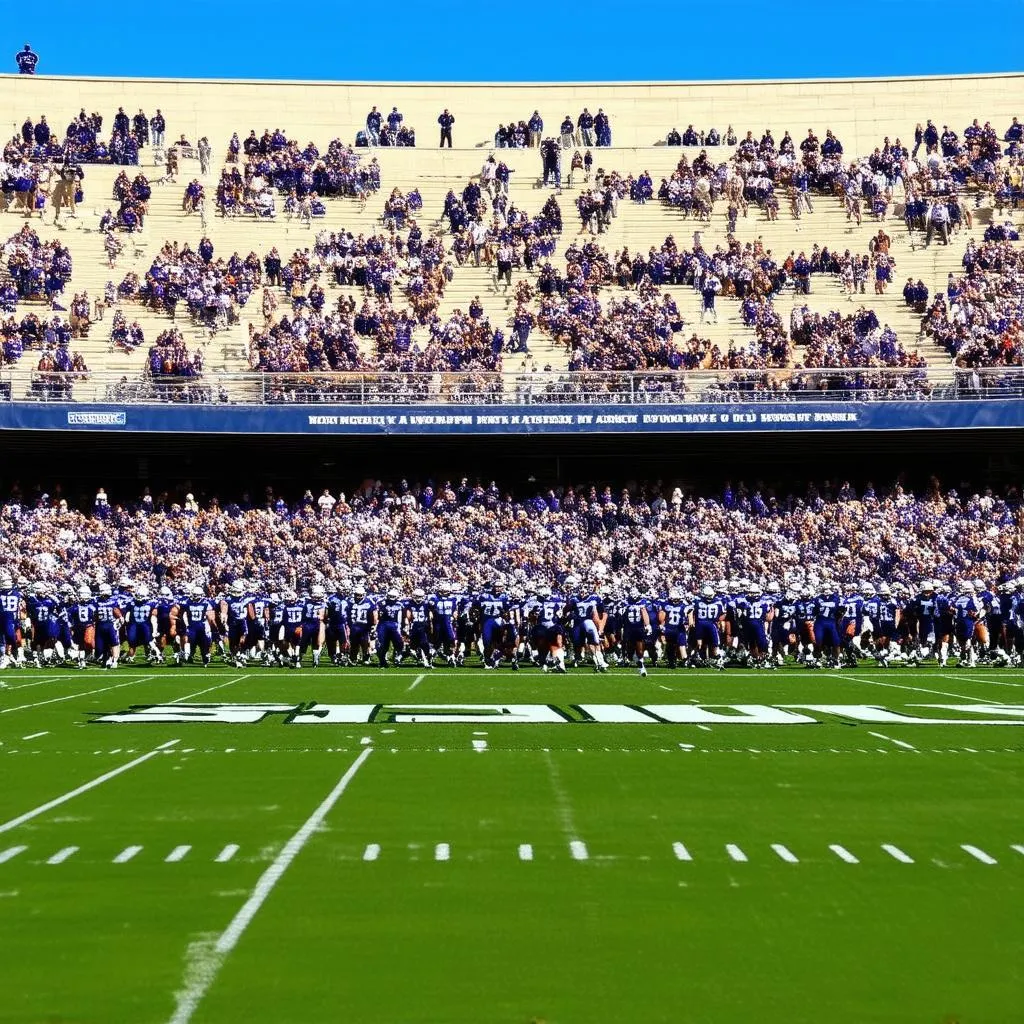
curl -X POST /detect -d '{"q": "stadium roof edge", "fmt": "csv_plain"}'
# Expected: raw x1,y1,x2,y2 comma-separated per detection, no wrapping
1,71,1022,88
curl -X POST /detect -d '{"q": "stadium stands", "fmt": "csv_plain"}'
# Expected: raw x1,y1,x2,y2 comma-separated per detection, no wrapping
0,73,1021,405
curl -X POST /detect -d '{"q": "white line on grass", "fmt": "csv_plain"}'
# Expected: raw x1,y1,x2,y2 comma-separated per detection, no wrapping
22,732,48,740
169,675,250,704
726,844,748,863
1012,845,1024,857
867,731,918,751
960,844,997,865
166,846,191,863
407,674,426,691
167,747,373,1024
0,676,156,715
570,840,589,861
938,673,1024,689
0,845,27,863
518,843,533,861
881,843,914,863
695,724,713,732
672,842,692,861
214,844,239,863
472,739,488,753
828,673,994,703
829,844,859,864
113,845,143,863
435,842,450,862
771,843,799,863
2,676,70,690
47,846,79,865
0,739,179,836
363,843,380,862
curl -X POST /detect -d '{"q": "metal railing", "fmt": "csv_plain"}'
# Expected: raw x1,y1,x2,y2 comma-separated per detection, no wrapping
8,366,1024,406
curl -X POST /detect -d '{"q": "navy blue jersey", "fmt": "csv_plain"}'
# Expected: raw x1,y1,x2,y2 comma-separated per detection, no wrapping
695,597,724,622
348,598,376,627
379,599,404,623
661,601,687,630
814,594,841,621
130,599,156,625
302,599,326,624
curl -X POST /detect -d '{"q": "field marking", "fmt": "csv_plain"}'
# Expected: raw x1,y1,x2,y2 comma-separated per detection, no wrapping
0,845,27,863
829,673,994,703
47,846,79,865
1012,845,1024,857
0,675,156,715
672,842,692,861
113,845,143,864
937,673,1023,692
407,674,426,691
472,739,488,752
543,749,583,850
726,844,748,863
570,840,589,861
695,724,712,732
960,844,996,865
166,845,192,863
363,843,381,862
771,843,799,863
829,844,859,864
169,675,250,704
518,843,533,861
167,747,373,1024
22,732,49,741
867,732,918,751
214,844,239,863
0,739,179,836
881,844,914,864
2,677,68,690
435,842,450,862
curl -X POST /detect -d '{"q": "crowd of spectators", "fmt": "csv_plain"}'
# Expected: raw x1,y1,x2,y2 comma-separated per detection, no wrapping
493,109,613,150
1,476,1018,597
3,108,167,166
118,240,259,329
2,225,73,307
922,240,1024,367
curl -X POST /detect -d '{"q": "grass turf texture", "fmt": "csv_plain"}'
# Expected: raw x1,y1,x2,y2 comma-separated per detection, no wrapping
0,666,1021,1024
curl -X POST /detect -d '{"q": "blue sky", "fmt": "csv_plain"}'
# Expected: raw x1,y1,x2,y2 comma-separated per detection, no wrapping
8,0,1024,81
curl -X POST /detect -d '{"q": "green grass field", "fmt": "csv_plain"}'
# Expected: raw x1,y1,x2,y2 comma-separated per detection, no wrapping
0,664,1021,1024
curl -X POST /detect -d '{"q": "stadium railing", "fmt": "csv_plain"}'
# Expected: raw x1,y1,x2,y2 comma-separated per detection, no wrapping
13,367,1024,405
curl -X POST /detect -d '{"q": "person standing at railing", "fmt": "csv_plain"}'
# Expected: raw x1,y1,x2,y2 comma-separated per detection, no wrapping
438,109,455,148
15,44,37,74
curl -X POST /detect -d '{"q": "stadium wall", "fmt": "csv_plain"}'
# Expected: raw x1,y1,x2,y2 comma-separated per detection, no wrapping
3,72,1022,158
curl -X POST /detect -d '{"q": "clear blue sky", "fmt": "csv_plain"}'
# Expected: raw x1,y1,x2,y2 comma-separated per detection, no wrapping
9,0,1024,81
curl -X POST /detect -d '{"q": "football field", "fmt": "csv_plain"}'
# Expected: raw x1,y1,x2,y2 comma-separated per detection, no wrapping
0,665,1021,1024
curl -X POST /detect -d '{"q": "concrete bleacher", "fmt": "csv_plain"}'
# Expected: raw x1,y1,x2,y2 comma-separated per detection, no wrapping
1,72,1022,398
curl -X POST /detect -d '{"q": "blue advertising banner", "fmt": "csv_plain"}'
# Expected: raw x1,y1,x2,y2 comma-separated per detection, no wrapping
1,401,1023,435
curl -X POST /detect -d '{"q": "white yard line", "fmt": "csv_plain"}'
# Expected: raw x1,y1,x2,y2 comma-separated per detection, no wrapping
113,845,143,864
362,843,381,862
47,846,79,865
0,675,156,715
672,842,692,861
960,844,997,865
169,675,251,704
167,747,373,1024
867,731,918,751
2,676,72,690
881,843,914,864
472,739,488,753
166,845,192,863
829,844,859,864
938,673,1024,689
0,845,27,863
726,844,748,863
828,673,995,703
1011,845,1024,857
518,843,533,861
21,731,49,741
0,739,179,836
214,844,239,863
406,674,426,691
434,842,450,862
771,843,799,863
695,724,713,732
543,749,583,855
